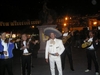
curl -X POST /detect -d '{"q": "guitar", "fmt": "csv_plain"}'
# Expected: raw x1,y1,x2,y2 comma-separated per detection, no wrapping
62,30,76,44
81,41,92,48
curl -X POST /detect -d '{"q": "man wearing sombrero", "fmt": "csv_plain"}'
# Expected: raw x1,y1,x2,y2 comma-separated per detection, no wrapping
44,27,65,75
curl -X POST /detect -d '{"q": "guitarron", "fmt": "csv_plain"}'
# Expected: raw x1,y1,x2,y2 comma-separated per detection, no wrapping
81,41,92,48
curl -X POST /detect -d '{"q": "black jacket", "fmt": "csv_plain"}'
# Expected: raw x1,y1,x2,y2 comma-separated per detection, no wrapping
92,37,99,50
86,37,99,50
64,33,74,48
17,40,33,55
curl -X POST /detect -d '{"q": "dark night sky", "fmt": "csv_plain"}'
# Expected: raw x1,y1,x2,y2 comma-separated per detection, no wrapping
0,0,100,21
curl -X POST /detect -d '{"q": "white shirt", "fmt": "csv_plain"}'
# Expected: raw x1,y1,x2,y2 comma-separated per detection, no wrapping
45,38,65,59
23,41,29,53
63,33,68,37
15,43,18,49
1,39,9,56
87,37,94,50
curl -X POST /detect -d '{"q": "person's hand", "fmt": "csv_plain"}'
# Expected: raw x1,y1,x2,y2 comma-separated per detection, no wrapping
21,46,26,50
26,46,29,48
55,53,59,56
35,40,39,43
34,40,39,44
46,59,48,63
70,31,74,36
85,38,89,42
3,51,7,55
95,39,98,43
16,39,20,42
9,31,12,38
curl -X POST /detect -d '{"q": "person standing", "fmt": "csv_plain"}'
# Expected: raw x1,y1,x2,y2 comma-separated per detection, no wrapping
19,34,32,75
44,27,65,75
84,30,99,75
61,27,74,71
29,36,39,68
0,32,14,75
30,36,39,59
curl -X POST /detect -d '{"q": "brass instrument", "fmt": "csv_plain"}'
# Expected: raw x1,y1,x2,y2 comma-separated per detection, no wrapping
81,41,92,48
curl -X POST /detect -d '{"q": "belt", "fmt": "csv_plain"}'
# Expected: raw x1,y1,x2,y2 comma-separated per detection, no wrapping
23,53,31,56
5,56,9,59
49,53,57,56
87,48,95,50
0,56,10,59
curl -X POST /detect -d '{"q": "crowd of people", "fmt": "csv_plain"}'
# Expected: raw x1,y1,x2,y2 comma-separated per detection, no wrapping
0,27,100,75
45,27,100,75
0,32,39,75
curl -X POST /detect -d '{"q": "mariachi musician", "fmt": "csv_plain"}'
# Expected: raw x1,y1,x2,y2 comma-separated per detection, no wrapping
0,32,14,75
83,30,99,75
61,27,74,71
44,27,65,75
18,33,32,75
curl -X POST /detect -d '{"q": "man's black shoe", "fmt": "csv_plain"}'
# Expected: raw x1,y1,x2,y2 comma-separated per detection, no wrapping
71,68,74,71
31,65,34,68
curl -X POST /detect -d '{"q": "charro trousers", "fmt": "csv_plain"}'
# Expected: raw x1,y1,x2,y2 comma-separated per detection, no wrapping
49,55,63,75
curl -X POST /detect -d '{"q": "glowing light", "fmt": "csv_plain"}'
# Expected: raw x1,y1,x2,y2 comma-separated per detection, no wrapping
65,17,68,20
32,26,34,28
12,34,16,38
64,23,67,27
6,34,10,38
62,31,64,33
93,21,97,26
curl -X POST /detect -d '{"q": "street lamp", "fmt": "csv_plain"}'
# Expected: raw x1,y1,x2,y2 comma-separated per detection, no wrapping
32,25,35,28
63,23,67,27
93,21,97,26
65,17,68,20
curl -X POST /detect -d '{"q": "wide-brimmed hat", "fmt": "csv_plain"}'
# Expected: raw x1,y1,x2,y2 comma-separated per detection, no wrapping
44,27,62,37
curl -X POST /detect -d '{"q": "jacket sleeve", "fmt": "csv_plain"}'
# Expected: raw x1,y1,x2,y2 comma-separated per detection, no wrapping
0,51,3,55
45,41,49,59
10,43,14,50
93,38,99,50
58,40,65,55
29,42,34,53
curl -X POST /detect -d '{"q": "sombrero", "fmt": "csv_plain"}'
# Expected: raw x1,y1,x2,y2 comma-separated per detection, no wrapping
44,27,62,37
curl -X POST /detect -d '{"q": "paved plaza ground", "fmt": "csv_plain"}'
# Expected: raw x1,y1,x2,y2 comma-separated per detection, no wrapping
5,47,100,75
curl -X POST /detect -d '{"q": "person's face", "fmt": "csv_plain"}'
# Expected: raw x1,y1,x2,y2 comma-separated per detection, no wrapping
89,32,93,37
50,33,56,39
1,32,6,40
64,28,68,33
22,34,27,41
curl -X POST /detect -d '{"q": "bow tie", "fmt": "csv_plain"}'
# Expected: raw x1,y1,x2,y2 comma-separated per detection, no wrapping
50,40,55,44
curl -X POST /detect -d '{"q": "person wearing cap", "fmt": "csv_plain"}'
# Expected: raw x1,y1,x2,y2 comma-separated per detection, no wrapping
44,27,65,75
0,32,14,75
61,27,74,71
